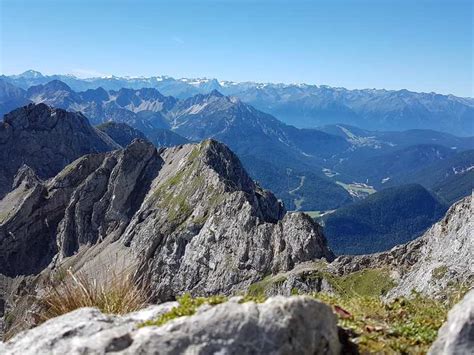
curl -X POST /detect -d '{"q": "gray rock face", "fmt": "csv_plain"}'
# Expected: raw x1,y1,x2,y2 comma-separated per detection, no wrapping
386,194,473,299
329,194,473,299
429,289,474,355
0,103,120,198
0,137,334,335
117,140,334,300
1,296,341,355
0,138,161,276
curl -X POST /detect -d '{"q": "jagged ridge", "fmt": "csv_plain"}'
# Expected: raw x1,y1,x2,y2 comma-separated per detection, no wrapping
0,138,334,300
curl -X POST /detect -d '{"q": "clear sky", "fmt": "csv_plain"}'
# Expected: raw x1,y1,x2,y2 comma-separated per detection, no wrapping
0,0,472,96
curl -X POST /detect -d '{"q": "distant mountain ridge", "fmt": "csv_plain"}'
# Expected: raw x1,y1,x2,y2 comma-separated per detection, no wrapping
2,70,473,135
1,79,473,211
0,79,356,210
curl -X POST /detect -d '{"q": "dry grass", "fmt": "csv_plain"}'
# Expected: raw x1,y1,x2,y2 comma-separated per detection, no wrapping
37,265,149,323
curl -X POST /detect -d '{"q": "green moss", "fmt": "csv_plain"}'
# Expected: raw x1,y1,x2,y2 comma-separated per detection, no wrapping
291,288,300,295
140,293,227,327
166,169,187,187
246,266,394,300
239,294,267,304
432,265,448,280
188,146,201,161
167,194,191,223
247,275,287,297
151,162,202,225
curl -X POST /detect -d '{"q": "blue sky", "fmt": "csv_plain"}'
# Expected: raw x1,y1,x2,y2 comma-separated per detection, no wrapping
1,0,472,96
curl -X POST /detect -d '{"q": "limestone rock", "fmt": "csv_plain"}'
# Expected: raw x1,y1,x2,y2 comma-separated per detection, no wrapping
1,137,334,334
429,289,474,355
2,296,341,355
329,194,473,299
386,194,473,299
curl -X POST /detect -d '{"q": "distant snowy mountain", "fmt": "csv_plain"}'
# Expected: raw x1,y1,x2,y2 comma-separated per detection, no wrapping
2,70,473,135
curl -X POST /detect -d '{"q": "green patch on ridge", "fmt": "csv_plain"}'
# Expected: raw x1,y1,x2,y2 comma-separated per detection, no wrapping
140,293,227,327
247,275,287,297
150,145,224,226
325,268,395,297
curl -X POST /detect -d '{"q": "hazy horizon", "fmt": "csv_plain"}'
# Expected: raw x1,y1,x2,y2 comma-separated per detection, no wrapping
4,68,474,99
1,0,472,97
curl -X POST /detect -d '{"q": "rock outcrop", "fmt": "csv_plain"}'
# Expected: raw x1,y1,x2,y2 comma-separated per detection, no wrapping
330,194,473,299
0,103,120,198
0,137,334,334
1,296,341,355
0,137,333,287
429,289,474,355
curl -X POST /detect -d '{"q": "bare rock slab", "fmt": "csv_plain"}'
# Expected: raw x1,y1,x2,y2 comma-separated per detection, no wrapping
2,296,341,355
429,289,474,355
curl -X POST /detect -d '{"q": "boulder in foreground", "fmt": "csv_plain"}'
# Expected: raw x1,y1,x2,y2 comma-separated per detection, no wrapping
429,289,474,355
1,296,341,355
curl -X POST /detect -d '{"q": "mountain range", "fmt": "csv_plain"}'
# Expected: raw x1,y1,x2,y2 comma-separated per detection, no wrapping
0,96,472,353
2,70,474,135
1,78,473,213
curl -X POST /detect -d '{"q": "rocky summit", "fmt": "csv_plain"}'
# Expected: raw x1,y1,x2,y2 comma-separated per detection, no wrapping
0,103,119,198
1,3,473,352
0,137,334,334
0,102,472,354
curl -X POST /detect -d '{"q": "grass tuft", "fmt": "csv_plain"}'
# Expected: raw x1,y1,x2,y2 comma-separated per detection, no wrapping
37,266,149,323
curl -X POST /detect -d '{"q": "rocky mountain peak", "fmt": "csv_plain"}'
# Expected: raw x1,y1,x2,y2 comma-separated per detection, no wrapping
198,139,256,194
16,70,44,79
0,135,334,303
96,121,147,147
80,87,109,102
11,164,40,190
28,79,72,94
136,87,166,101
180,89,226,107
3,103,84,129
0,103,120,199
